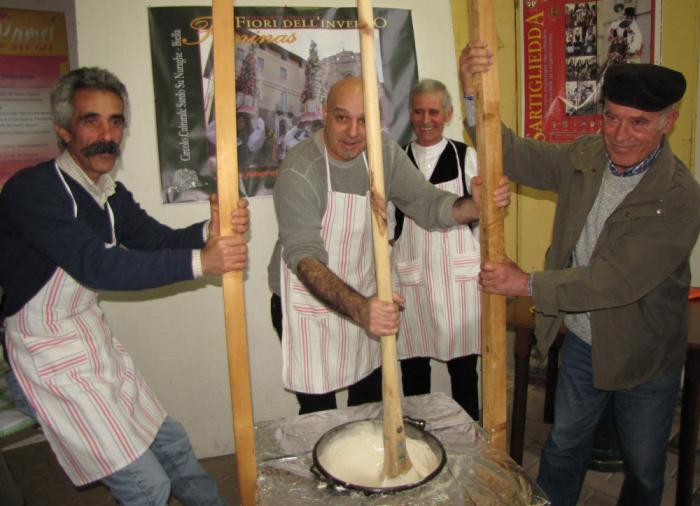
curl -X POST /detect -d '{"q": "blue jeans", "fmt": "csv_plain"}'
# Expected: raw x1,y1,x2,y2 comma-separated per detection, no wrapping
102,416,226,505
3,369,36,419
537,332,680,506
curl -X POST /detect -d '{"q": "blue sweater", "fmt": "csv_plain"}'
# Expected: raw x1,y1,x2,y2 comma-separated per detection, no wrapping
0,160,206,319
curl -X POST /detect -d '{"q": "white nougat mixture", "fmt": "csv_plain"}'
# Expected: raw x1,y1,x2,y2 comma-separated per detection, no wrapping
318,422,440,488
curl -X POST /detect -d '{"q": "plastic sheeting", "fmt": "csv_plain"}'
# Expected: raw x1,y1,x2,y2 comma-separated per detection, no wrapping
255,392,549,505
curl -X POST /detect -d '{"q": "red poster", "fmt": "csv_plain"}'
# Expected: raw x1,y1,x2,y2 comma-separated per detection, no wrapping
521,0,659,143
0,9,70,185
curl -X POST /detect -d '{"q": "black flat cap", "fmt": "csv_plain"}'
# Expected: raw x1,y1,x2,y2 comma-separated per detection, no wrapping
602,64,686,111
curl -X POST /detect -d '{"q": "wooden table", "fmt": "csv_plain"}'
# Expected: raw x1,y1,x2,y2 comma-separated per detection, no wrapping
506,296,700,506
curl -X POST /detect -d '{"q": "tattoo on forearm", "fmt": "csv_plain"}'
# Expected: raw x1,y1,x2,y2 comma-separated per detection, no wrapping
296,257,365,322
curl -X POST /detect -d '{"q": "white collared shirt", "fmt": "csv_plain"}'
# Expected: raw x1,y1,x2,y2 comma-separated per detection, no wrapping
55,150,116,207
409,137,449,180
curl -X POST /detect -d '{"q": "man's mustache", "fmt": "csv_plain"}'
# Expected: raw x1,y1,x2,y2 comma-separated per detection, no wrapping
81,141,121,157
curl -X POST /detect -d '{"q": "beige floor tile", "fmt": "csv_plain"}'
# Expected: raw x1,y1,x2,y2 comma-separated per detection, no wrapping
580,489,618,505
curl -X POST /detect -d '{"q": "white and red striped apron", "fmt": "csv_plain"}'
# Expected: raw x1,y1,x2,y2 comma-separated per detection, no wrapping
392,142,481,361
5,165,166,485
280,150,380,393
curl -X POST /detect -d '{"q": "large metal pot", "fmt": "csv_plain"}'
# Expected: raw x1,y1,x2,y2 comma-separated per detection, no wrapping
311,418,447,495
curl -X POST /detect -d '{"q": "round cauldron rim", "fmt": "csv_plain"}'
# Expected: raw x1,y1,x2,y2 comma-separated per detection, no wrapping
311,418,447,495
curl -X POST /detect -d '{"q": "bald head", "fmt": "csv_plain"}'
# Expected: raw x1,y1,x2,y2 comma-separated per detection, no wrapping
326,76,363,112
323,76,367,161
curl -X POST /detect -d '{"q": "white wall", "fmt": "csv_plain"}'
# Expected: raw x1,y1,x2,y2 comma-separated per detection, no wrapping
70,0,465,457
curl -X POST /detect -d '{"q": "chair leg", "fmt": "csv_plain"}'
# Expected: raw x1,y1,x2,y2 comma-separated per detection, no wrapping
677,349,700,506
543,333,564,424
510,328,534,465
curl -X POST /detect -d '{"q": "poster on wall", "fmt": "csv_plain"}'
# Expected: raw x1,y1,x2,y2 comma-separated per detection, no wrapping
521,0,660,143
0,8,70,185
149,6,418,204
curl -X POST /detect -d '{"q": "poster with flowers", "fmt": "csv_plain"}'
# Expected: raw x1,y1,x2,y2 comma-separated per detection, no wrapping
149,6,418,203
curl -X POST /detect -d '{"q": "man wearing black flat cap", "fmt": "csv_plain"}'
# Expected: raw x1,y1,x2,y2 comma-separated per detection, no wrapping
461,41,700,506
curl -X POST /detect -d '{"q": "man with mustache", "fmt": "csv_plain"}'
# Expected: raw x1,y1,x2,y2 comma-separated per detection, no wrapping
462,41,700,505
0,67,249,504
267,76,509,414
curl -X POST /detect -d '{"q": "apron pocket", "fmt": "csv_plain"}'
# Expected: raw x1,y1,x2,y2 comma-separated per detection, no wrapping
291,302,333,318
395,260,424,286
289,281,333,317
25,333,90,384
452,255,480,282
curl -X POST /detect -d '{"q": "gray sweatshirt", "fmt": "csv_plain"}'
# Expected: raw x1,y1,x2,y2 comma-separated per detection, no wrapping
267,130,460,294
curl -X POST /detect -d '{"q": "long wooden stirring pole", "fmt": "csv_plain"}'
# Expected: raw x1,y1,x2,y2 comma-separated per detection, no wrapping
211,1,257,504
466,0,508,452
356,0,413,478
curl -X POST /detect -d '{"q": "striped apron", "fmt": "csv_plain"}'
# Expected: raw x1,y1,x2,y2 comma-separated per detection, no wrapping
5,165,166,485
392,142,481,361
280,150,380,393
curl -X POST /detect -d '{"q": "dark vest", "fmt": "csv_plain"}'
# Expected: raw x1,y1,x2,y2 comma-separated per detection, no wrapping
394,139,470,240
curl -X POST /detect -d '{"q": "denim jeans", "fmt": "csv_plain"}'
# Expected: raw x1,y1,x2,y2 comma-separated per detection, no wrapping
3,369,36,419
537,332,680,506
102,416,226,505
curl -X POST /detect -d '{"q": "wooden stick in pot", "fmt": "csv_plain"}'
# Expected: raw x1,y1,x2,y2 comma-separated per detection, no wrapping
356,0,413,479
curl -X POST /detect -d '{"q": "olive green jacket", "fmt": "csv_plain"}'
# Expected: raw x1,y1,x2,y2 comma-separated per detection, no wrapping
491,126,700,389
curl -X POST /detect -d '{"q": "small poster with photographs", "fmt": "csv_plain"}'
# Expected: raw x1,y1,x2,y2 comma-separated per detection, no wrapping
521,0,660,143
